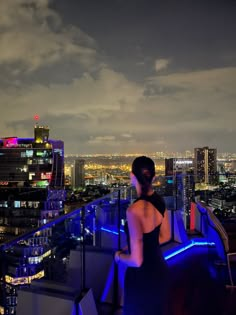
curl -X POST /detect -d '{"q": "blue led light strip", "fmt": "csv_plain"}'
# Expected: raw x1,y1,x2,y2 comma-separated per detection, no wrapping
164,240,215,260
100,227,215,260
101,227,125,235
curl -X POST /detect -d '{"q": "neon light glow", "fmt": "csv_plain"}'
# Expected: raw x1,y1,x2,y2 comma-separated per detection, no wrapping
28,250,51,264
35,137,43,144
0,181,8,186
36,180,49,187
3,137,18,148
5,270,45,285
190,202,196,230
100,227,215,260
41,172,52,180
164,240,215,260
101,227,125,235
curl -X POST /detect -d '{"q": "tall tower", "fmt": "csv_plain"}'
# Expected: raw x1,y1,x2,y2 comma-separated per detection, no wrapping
165,158,194,228
73,159,85,188
0,124,65,236
0,123,65,315
194,147,217,185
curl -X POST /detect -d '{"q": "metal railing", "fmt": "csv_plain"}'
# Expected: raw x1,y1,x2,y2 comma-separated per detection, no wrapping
0,188,132,314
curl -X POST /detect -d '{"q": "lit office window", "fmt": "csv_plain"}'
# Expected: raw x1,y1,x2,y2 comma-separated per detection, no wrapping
26,150,33,157
29,172,35,180
14,201,20,208
0,201,8,207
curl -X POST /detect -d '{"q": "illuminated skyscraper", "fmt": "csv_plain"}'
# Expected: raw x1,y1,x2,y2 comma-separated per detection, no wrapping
165,158,195,227
194,147,217,185
0,124,65,240
73,159,85,188
0,124,65,314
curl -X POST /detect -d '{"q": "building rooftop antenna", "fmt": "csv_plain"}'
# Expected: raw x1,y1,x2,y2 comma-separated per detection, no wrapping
34,114,40,126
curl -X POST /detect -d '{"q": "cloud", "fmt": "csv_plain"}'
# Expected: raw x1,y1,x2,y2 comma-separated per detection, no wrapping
0,66,144,153
154,58,170,72
0,68,143,137
88,136,116,144
140,67,236,149
121,133,133,138
0,1,235,155
0,0,96,72
1,65,236,154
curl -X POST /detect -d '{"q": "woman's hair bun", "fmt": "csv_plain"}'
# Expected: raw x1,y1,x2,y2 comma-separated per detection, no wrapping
132,156,155,194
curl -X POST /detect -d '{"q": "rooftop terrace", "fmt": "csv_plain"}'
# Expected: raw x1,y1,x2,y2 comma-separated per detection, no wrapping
0,188,236,315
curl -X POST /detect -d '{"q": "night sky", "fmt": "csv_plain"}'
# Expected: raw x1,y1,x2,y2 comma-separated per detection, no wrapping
0,0,236,154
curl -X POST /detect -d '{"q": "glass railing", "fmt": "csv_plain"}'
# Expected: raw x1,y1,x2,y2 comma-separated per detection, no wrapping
0,188,132,315
0,186,177,315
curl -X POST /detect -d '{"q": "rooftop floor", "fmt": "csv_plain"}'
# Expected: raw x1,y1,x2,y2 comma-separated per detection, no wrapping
97,244,236,315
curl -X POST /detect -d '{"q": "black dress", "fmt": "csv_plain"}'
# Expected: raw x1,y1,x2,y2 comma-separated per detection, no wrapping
123,193,169,315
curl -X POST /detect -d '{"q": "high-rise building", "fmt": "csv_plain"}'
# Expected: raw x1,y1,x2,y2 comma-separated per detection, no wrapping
0,124,65,314
194,147,217,185
0,124,65,241
72,159,85,188
165,158,195,227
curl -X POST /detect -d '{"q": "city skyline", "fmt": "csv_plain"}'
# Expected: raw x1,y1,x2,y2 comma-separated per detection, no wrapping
0,0,236,154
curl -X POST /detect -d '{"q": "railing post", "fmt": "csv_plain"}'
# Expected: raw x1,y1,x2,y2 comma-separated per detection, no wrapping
112,189,121,314
80,206,86,292
117,189,121,251
92,214,96,246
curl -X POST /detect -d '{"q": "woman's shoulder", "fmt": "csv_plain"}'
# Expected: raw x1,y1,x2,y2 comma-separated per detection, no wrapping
127,201,144,215
128,202,139,212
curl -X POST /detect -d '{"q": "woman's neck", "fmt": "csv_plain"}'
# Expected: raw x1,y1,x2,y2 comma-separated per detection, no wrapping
136,185,154,197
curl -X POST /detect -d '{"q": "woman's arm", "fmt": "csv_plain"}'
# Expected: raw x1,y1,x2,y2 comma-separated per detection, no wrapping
159,209,171,244
115,206,143,267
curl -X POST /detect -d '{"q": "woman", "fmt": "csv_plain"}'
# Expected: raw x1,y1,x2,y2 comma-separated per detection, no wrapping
115,156,171,315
